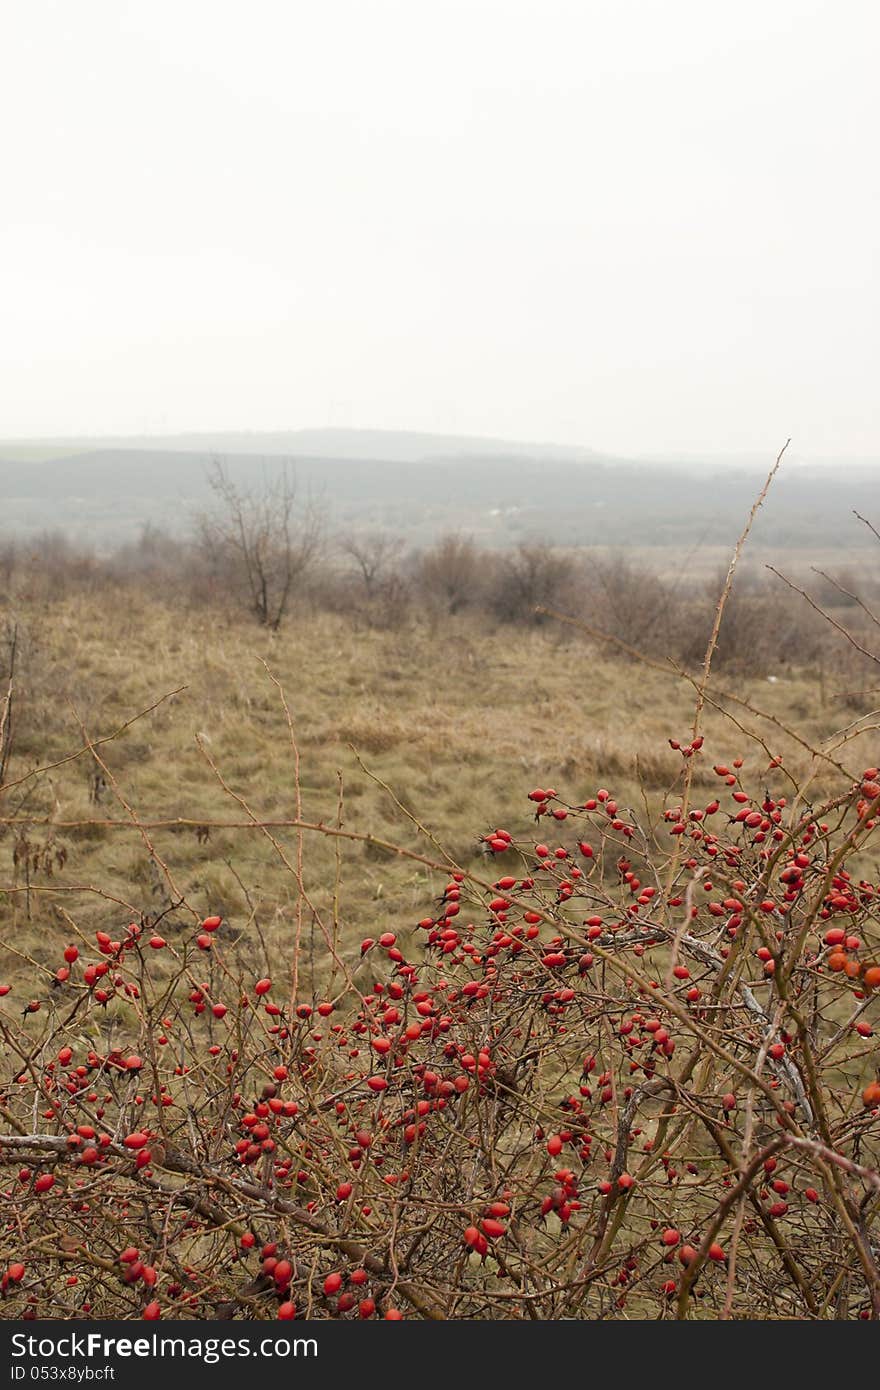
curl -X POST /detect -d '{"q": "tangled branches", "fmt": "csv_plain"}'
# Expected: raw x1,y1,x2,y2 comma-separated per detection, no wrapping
2,747,880,1320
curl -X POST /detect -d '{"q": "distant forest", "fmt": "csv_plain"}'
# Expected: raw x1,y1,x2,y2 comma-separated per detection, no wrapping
1,430,878,551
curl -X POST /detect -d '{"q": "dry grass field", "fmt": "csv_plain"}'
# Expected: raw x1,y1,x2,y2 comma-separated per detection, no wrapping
4,584,876,994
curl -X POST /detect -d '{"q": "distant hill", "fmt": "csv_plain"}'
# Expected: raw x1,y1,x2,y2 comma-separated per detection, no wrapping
0,427,600,465
1,430,878,554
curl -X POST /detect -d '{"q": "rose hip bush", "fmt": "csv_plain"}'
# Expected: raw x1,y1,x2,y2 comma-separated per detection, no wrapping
2,741,880,1321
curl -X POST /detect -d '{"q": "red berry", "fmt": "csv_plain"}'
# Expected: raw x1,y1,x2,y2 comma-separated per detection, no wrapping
480,1218,506,1239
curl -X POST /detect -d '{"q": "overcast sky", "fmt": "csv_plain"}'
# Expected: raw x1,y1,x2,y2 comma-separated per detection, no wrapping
1,0,877,457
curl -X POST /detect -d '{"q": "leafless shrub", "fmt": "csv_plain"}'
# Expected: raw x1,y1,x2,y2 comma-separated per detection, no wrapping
582,555,684,657
415,533,483,616
487,541,580,624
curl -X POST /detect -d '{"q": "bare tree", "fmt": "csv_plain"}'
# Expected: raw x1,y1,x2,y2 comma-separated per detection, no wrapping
199,460,322,629
340,532,405,600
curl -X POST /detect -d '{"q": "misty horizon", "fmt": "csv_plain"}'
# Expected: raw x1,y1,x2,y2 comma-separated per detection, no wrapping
1,424,878,472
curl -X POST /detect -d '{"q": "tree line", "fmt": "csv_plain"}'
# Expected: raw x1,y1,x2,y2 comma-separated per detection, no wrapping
0,459,875,682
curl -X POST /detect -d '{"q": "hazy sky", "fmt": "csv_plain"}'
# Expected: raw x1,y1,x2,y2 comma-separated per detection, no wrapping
2,1,877,456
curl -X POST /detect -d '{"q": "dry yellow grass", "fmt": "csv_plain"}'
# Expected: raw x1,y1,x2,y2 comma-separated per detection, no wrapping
2,589,876,990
